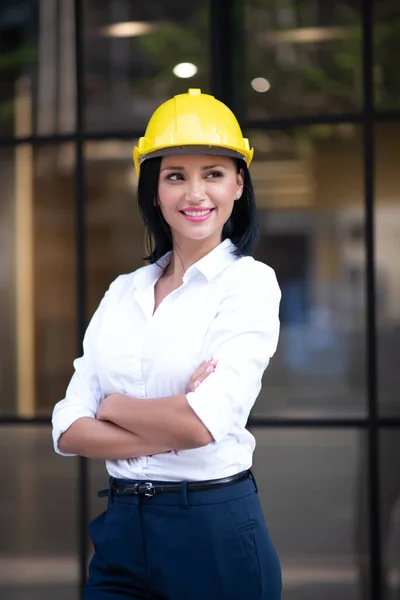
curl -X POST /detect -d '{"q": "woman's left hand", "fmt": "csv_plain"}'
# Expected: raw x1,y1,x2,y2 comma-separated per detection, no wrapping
187,358,218,393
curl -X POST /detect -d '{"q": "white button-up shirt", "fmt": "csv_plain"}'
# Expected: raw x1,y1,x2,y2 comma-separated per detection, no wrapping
52,239,281,481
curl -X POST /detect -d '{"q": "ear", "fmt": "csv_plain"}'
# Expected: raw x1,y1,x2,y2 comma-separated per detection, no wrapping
235,168,244,200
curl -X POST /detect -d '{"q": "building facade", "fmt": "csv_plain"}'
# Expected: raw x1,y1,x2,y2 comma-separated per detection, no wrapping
0,1,399,598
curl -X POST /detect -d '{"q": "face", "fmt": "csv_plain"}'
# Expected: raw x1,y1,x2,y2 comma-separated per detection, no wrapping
157,153,244,248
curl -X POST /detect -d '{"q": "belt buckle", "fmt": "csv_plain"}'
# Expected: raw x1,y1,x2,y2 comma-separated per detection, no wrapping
143,482,156,497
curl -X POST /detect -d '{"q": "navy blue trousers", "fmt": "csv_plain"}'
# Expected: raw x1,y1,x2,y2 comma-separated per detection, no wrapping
83,474,282,599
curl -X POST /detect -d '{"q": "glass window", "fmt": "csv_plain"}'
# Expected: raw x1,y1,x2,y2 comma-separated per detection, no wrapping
379,430,400,600
248,125,366,418
375,123,400,417
34,145,77,416
0,0,76,138
356,429,400,600
374,0,400,111
0,1,38,137
0,148,17,413
251,427,369,599
0,426,79,600
83,0,210,133
243,0,362,120
84,140,144,316
0,144,77,417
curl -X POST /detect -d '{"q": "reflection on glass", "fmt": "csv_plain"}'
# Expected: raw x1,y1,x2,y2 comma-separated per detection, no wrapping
0,2,37,137
83,0,210,131
244,0,363,119
375,123,400,416
34,146,77,416
0,427,79,599
0,1,76,137
0,145,77,417
380,431,400,600
252,428,368,600
374,1,400,110
355,430,400,600
0,149,17,413
84,140,144,316
249,125,366,417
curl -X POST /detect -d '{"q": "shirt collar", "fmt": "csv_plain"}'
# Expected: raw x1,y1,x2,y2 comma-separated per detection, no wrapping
133,251,172,291
185,238,237,282
134,238,237,290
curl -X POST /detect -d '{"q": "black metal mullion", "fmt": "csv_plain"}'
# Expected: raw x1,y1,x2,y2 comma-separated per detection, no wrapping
362,0,381,598
209,0,234,106
0,417,52,425
249,417,370,428
4,416,400,428
245,112,364,129
73,0,89,593
2,108,400,148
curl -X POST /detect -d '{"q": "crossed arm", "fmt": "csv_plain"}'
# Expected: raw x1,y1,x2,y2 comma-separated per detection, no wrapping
58,361,215,459
58,394,213,459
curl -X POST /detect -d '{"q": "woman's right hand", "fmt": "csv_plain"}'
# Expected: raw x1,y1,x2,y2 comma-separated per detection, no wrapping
187,358,218,393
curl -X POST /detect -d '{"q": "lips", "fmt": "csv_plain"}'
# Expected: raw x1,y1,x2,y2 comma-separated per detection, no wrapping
180,208,215,222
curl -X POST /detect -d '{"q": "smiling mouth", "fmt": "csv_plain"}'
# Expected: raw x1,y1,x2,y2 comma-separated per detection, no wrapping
180,209,215,217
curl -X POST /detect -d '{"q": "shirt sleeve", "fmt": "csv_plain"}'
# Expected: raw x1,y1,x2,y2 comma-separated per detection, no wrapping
51,275,124,456
186,261,281,444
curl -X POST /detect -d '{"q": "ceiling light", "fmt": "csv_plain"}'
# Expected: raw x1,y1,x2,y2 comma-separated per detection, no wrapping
100,22,159,37
260,26,349,45
251,77,271,93
173,62,198,78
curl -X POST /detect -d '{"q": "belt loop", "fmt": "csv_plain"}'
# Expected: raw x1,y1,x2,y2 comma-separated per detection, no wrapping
249,469,258,494
108,477,115,504
181,481,190,510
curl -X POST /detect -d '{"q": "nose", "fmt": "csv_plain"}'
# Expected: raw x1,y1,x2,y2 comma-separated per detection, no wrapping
185,178,205,203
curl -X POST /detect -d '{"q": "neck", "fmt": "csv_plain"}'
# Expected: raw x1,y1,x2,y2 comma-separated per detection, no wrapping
165,234,223,280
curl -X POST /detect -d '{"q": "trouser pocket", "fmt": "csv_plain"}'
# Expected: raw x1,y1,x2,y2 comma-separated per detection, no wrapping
226,494,282,600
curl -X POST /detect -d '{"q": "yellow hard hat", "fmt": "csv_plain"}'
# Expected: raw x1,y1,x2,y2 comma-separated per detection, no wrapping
133,88,254,176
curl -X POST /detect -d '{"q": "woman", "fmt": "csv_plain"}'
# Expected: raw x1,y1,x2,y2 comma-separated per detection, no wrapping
52,88,282,599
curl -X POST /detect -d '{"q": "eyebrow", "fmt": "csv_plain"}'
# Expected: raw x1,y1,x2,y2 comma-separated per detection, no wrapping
161,164,228,172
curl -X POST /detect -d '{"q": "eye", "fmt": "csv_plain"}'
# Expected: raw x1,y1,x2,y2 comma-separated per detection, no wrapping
166,173,184,181
206,171,223,179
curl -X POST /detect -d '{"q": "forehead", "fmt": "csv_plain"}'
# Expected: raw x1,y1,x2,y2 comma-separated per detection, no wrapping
160,153,234,169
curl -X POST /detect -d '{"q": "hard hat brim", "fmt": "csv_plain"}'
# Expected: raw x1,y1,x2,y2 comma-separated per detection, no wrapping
134,144,253,175
140,145,248,165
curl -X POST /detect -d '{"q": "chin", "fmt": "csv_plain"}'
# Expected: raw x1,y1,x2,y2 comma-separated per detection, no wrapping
172,226,223,244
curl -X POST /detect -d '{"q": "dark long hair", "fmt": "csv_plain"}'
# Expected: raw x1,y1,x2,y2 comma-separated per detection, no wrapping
137,156,259,263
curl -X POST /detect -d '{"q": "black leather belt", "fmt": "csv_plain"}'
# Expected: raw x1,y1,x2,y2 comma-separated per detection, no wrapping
98,469,250,498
